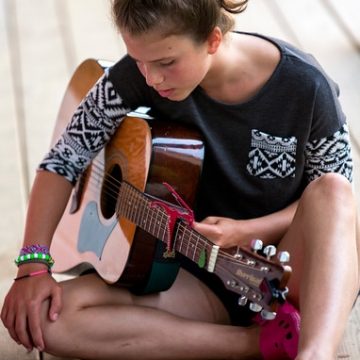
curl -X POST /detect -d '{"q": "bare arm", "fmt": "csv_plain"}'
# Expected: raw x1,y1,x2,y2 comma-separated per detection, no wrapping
1,170,73,352
193,200,299,248
21,170,73,251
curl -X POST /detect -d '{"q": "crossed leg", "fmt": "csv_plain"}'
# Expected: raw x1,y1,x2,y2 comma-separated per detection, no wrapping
41,269,261,360
41,173,359,360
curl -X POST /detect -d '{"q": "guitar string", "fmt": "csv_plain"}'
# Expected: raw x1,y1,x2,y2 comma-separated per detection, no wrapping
175,222,261,270
75,158,188,236
174,225,266,302
176,221,280,274
72,164,269,305
176,228,254,266
72,158,276,276
76,158,258,266
83,158,180,245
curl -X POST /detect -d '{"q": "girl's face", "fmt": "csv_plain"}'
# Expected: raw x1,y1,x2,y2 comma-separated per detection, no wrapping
121,29,220,101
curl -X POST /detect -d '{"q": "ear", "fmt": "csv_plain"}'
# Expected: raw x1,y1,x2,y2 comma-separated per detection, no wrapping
207,26,222,54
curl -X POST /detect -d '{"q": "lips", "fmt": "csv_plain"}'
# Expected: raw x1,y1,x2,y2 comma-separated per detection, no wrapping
156,88,174,98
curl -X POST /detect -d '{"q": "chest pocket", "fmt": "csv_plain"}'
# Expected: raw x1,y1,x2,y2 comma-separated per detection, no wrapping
246,129,297,179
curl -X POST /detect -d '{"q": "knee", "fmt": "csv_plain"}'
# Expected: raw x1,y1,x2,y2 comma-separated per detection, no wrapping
303,173,355,209
40,283,80,355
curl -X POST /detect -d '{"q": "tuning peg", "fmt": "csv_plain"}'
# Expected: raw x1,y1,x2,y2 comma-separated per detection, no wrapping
249,302,262,313
263,245,276,259
260,309,277,321
278,251,290,264
251,239,263,252
238,296,248,306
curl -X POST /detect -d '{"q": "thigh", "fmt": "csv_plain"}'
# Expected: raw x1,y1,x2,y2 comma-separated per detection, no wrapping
59,268,231,325
276,174,358,306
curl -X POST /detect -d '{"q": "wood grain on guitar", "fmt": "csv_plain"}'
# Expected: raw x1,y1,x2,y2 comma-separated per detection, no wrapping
50,59,292,318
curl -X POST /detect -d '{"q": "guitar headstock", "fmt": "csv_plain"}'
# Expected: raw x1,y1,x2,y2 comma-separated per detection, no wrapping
215,239,292,319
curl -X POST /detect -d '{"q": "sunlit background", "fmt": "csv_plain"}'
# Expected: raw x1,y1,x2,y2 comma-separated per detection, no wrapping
1,1,359,359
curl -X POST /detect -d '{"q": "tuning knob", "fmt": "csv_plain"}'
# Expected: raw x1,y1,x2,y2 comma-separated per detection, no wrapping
249,302,262,313
263,245,276,259
238,296,248,306
261,309,277,320
251,239,263,252
278,251,290,264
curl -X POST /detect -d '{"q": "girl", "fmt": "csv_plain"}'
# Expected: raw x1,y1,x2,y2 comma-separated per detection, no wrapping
2,1,359,359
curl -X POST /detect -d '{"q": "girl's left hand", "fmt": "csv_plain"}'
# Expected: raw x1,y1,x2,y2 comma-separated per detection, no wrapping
193,216,252,248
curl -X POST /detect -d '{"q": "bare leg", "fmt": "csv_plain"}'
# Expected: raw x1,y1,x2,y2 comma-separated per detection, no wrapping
278,174,359,359
41,173,359,360
41,269,261,360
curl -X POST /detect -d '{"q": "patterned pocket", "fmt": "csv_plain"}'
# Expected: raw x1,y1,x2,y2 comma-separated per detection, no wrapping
247,129,297,179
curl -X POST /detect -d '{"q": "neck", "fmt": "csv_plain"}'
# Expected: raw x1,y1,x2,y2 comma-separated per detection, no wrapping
199,32,281,104
200,33,243,92
199,33,253,103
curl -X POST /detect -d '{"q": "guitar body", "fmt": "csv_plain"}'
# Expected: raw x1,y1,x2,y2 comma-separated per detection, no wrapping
49,59,291,313
50,59,204,293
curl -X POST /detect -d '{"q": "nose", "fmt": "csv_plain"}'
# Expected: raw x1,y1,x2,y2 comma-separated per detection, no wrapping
143,64,164,86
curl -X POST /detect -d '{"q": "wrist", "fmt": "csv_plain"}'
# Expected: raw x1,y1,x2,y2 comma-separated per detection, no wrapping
14,268,52,282
15,244,55,269
16,262,50,276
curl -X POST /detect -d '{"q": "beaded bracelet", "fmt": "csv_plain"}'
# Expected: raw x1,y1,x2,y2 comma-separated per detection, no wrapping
15,253,55,268
15,244,54,268
14,268,52,281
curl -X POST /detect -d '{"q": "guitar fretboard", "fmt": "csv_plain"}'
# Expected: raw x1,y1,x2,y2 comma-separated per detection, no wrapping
116,182,290,311
116,182,214,266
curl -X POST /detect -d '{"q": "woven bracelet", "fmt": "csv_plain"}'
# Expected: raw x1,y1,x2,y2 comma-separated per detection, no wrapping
20,244,50,256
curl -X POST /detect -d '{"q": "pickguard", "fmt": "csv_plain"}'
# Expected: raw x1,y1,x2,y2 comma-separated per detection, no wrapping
77,201,117,259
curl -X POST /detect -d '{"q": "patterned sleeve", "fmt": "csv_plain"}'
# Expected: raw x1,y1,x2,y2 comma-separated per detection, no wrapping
304,124,353,183
38,71,131,184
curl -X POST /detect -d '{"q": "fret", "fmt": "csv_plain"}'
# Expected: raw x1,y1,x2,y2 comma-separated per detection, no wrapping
141,197,151,231
126,190,136,223
185,228,196,259
189,229,202,264
185,228,190,257
118,184,130,219
175,223,219,272
159,211,168,242
143,202,153,234
137,192,147,230
149,206,158,237
129,188,140,224
154,211,162,239
193,231,200,262
175,223,185,253
152,208,162,239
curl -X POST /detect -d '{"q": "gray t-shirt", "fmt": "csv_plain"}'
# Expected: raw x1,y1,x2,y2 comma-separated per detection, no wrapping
39,32,353,221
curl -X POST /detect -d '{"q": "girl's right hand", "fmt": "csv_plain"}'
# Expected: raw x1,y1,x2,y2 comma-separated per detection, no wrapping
0,267,62,352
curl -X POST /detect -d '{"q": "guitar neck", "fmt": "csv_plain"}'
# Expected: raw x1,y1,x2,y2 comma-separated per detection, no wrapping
117,181,291,312
117,181,214,266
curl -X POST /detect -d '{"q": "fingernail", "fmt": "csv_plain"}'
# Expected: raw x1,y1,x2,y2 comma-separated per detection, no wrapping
52,313,58,321
37,346,44,352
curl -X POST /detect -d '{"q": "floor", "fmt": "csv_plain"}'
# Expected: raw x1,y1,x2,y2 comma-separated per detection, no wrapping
0,0,359,359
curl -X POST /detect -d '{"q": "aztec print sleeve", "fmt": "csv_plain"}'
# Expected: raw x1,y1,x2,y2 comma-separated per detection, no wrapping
38,71,131,184
304,124,353,183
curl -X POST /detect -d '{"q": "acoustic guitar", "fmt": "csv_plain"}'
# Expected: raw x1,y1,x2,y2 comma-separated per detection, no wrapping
50,59,291,316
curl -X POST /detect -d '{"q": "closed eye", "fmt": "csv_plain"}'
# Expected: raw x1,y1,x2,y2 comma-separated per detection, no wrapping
159,60,175,67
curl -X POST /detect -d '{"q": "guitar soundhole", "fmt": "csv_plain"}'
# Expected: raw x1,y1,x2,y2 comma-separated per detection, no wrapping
101,164,122,219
